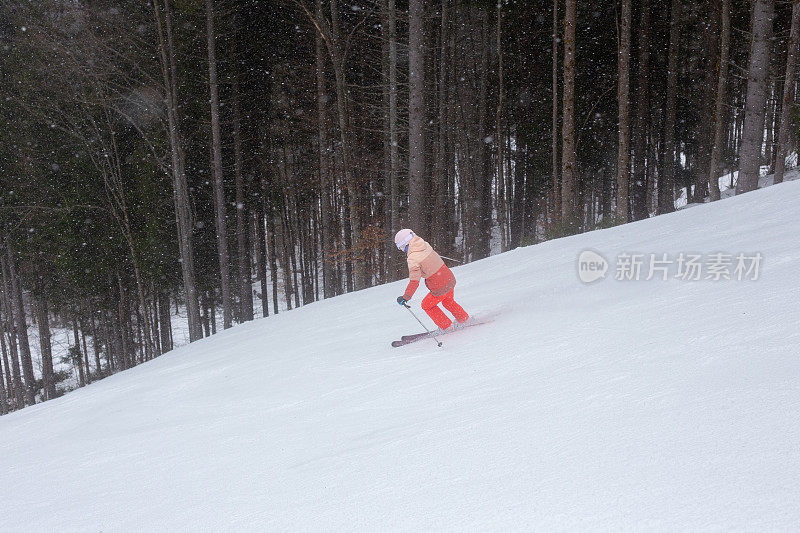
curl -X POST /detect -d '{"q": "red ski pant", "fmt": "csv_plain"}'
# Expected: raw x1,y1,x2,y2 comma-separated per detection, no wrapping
421,290,469,330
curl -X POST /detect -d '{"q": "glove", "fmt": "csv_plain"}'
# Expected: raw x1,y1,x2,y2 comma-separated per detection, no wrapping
396,296,407,306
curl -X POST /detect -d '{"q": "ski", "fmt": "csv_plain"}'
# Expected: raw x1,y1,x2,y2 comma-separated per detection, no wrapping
401,331,431,341
391,318,493,348
392,332,430,347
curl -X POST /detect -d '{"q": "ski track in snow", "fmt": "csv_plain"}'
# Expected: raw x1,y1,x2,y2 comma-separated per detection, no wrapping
1,181,800,531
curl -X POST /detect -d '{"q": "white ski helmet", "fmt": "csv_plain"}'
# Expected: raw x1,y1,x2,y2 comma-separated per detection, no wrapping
394,229,415,251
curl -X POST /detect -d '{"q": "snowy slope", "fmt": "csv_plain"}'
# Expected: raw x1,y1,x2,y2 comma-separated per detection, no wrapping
2,182,800,531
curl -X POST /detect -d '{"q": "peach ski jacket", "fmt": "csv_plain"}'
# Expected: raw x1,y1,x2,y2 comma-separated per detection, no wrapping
402,235,456,301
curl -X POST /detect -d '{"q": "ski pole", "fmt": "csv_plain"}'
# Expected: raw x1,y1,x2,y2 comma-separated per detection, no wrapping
403,303,443,347
439,255,464,264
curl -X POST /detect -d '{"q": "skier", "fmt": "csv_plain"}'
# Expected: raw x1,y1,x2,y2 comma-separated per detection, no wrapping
394,229,469,332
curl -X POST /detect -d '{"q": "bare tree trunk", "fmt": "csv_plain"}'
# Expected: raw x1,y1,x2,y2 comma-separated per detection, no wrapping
104,311,116,373
205,0,232,330
294,199,312,303
447,24,459,247
285,201,301,309
310,207,321,299
0,332,7,413
120,295,130,369
708,0,731,201
36,296,56,398
409,0,426,234
116,274,130,369
158,292,173,352
149,290,161,357
496,0,505,250
88,304,102,374
646,125,657,213
765,81,774,166
477,9,492,257
735,88,745,171
72,317,85,387
561,0,577,226
81,317,91,379
433,0,450,252
267,199,280,314
278,217,294,311
0,275,24,409
256,117,273,317
737,0,775,194
632,0,651,220
0,306,12,413
617,0,632,222
552,0,560,222
379,0,393,278
770,79,781,172
257,201,270,317
209,298,216,335
317,0,337,298
774,0,800,184
5,249,34,405
708,0,731,202
134,303,143,365
153,0,202,341
200,293,209,337
389,0,401,265
695,1,720,203
511,131,526,247
232,52,254,321
118,306,128,368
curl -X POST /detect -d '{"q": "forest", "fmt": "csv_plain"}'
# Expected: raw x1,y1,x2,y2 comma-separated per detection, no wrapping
0,0,797,414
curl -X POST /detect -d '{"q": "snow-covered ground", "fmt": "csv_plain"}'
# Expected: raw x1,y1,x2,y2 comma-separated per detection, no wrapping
2,180,800,530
